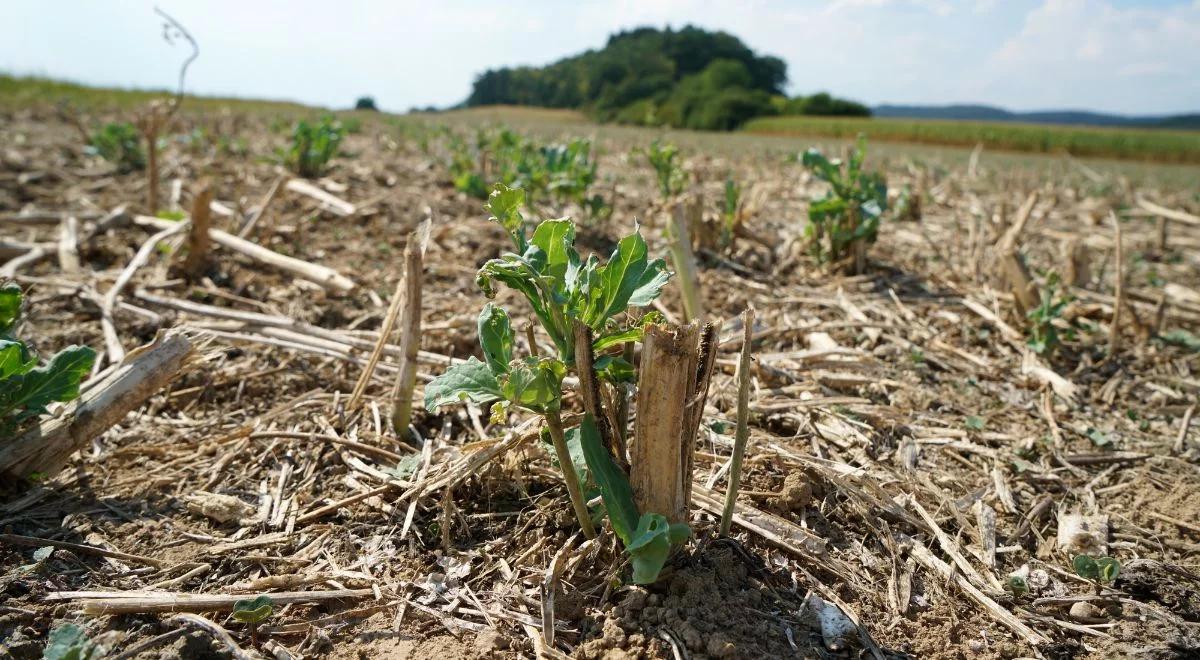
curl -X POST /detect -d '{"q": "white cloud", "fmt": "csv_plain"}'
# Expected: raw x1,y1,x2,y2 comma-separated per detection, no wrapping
984,0,1200,113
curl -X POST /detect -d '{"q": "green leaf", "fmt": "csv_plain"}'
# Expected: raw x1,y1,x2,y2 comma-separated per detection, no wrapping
626,513,690,584
1085,427,1113,448
578,413,638,544
0,345,95,431
477,304,514,375
1007,574,1029,596
627,258,671,308
593,356,636,383
485,184,527,250
499,357,565,413
529,219,577,286
583,229,669,328
0,284,20,335
1096,557,1120,583
1159,329,1200,352
1073,555,1099,580
0,339,34,379
423,357,502,412
965,416,986,431
384,454,421,481
560,425,597,501
593,326,643,353
43,623,100,660
232,595,274,624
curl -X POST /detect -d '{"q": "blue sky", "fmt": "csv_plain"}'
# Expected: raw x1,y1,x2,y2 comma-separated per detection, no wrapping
2,0,1198,115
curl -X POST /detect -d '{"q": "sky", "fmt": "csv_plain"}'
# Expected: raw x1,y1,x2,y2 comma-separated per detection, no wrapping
2,0,1198,116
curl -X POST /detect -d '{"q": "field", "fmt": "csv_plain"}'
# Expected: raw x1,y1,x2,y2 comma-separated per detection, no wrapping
743,114,1200,164
2,83,1200,660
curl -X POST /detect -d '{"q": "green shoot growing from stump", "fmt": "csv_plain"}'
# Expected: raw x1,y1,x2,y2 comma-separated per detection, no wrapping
424,184,671,542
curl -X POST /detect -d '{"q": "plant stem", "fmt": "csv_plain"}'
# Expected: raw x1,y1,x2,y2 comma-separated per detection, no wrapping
720,306,754,536
544,410,597,539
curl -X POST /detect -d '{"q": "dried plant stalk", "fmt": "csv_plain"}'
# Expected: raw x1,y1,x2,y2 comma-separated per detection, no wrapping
390,237,424,435
181,180,213,279
1108,211,1124,355
632,322,699,524
573,320,625,469
682,322,717,506
668,202,704,323
999,249,1037,320
720,307,754,536
0,331,194,479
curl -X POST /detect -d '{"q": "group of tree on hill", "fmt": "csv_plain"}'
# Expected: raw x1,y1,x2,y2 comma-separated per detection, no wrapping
463,26,869,131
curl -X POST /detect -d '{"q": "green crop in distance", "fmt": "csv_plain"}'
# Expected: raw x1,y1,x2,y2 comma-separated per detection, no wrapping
283,115,345,178
801,135,888,266
88,122,145,173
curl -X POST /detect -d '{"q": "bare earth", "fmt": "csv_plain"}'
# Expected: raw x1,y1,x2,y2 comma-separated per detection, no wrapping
2,105,1200,659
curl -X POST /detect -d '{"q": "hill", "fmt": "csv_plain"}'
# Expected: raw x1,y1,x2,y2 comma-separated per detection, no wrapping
464,26,866,131
874,103,1200,130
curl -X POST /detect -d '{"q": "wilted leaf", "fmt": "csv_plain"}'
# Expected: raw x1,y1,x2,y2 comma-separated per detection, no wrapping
424,357,502,412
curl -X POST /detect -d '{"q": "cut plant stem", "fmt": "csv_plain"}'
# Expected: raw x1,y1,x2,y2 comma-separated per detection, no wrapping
999,249,1037,320
544,410,597,539
390,227,427,436
573,320,624,470
181,179,213,279
632,322,700,524
1108,211,1124,356
668,200,704,323
720,307,754,536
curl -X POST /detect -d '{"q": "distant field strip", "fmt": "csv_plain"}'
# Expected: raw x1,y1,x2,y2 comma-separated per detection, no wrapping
743,115,1200,163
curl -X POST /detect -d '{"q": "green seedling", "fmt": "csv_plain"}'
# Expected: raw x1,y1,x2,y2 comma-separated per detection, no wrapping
447,128,602,209
88,122,145,173
801,135,888,268
1,285,96,438
425,183,671,552
965,415,986,431
1026,272,1072,356
232,595,274,624
643,139,685,199
283,115,345,178
1073,554,1120,592
43,623,104,660
1006,573,1029,597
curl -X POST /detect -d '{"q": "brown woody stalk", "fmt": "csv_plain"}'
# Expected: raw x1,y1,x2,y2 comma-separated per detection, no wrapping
0,331,194,480
390,235,425,435
720,308,754,536
631,323,699,524
181,180,213,279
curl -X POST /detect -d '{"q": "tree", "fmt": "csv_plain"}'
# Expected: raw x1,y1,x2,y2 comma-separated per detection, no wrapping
354,96,378,111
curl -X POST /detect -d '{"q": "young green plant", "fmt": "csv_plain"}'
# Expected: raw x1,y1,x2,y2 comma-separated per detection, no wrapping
801,135,888,272
284,115,346,178
0,285,96,437
643,139,685,200
88,123,145,174
424,184,671,546
1027,272,1073,356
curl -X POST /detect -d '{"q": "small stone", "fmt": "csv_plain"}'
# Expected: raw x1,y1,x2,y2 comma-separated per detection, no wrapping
776,472,812,511
1069,601,1106,622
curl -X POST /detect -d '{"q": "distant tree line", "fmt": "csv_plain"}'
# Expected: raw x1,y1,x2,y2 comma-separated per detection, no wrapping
464,26,869,131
